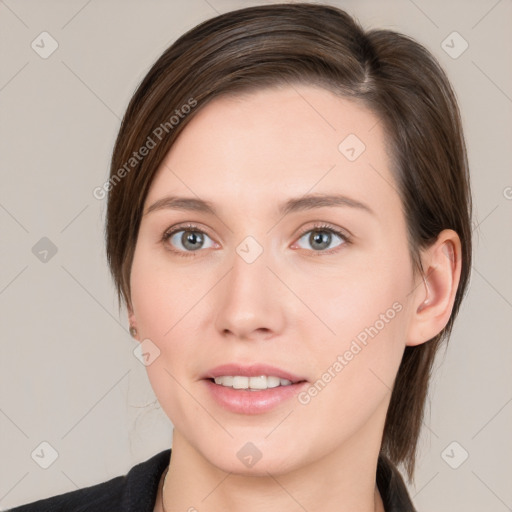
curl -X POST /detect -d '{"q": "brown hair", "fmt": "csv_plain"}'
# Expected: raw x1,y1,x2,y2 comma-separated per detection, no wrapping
105,3,472,481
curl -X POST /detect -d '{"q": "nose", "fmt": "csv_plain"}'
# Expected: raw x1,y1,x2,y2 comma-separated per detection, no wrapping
213,242,286,342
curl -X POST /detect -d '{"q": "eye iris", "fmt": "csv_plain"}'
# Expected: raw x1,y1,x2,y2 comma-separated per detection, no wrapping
310,230,331,250
182,231,203,251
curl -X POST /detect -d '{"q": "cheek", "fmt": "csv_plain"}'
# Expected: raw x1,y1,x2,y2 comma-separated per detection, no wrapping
130,248,203,427
297,247,412,344
295,246,413,399
130,244,197,340
293,278,409,452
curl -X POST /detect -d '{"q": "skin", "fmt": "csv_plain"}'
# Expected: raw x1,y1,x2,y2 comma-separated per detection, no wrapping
128,84,461,512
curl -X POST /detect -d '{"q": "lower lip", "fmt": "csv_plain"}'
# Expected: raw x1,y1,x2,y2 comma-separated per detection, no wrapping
203,379,308,414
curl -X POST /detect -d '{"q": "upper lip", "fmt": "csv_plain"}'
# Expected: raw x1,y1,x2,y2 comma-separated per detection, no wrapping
203,364,307,383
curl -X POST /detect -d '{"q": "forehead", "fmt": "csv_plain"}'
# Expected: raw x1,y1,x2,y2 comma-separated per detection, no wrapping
145,84,398,219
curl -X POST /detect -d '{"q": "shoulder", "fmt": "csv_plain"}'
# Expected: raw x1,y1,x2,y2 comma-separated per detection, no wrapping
8,449,171,512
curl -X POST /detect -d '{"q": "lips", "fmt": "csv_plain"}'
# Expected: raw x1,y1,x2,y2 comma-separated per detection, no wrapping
200,363,309,414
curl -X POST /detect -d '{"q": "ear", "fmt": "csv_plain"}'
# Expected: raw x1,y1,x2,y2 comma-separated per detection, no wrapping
406,229,462,347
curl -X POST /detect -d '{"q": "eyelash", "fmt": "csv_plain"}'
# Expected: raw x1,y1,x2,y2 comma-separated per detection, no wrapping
161,222,352,258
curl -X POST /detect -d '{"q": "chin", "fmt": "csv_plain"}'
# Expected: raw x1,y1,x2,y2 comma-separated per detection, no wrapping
216,454,295,477
196,438,302,477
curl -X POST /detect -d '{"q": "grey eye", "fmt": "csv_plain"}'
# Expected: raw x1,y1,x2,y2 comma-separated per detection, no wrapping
168,229,215,252
296,229,345,251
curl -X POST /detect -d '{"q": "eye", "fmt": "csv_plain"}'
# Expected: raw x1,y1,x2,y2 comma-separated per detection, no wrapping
293,223,350,254
162,222,351,257
162,223,217,256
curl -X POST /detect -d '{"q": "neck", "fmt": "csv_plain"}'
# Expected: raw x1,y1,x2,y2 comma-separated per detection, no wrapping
160,428,386,512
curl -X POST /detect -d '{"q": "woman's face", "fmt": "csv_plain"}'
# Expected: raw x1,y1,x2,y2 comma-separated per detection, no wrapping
129,84,421,475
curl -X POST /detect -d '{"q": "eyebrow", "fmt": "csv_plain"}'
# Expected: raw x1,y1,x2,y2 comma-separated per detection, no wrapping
144,193,375,217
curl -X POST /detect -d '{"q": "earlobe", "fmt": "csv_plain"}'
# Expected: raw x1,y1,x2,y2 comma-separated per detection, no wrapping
128,306,139,340
406,229,462,347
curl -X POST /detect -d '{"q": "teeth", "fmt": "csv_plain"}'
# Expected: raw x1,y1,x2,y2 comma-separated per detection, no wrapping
213,375,294,390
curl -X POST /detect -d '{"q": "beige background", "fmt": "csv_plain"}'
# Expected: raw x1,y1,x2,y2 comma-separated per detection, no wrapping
1,0,511,510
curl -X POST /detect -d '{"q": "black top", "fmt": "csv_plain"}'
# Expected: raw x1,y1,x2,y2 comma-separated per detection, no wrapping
8,449,417,511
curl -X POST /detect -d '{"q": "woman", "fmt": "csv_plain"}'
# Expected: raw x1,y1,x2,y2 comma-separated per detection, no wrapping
9,3,472,511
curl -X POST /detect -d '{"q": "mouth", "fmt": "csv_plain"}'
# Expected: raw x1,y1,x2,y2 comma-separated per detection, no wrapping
201,364,309,414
